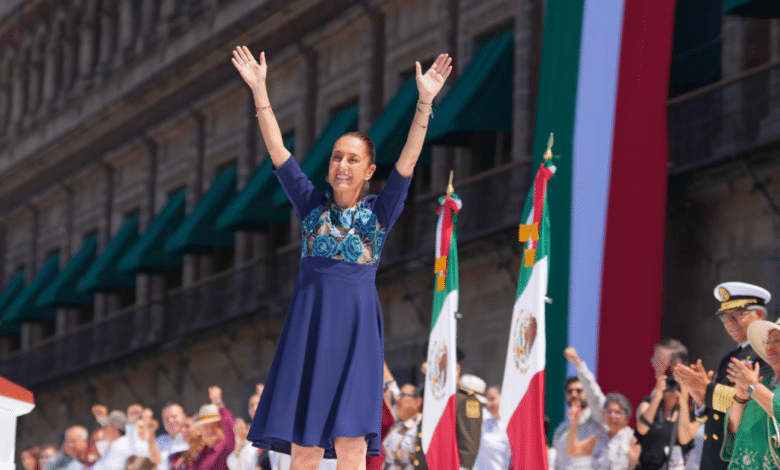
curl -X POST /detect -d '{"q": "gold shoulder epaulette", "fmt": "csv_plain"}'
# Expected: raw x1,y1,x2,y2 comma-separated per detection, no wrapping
713,384,737,413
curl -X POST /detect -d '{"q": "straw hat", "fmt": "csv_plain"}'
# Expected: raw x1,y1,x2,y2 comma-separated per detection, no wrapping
747,320,780,363
195,404,221,426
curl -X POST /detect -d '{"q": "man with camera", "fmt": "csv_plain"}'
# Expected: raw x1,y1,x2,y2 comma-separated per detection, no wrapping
674,282,773,470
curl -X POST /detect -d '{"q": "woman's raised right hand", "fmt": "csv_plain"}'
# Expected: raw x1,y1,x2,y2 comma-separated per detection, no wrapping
232,46,267,90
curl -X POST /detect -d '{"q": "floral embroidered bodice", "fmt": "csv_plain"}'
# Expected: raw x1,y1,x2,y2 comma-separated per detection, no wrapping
300,193,386,265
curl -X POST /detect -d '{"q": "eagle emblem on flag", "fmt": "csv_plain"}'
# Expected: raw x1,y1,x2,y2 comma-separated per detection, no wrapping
429,341,449,399
512,311,537,373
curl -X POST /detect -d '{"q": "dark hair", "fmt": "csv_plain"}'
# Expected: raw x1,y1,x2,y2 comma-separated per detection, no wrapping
341,131,376,166
563,376,581,392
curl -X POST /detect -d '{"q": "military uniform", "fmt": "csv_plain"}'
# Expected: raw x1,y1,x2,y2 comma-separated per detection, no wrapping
697,282,774,469
456,387,483,469
412,387,483,469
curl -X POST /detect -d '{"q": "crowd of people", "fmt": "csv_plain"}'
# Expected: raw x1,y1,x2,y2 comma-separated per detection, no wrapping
20,280,780,470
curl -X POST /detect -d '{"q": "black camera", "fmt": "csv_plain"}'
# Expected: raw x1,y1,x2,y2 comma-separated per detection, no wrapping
666,375,680,392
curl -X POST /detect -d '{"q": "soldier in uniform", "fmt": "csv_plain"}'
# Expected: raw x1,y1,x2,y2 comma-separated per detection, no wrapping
456,374,485,470
674,281,773,470
413,352,484,470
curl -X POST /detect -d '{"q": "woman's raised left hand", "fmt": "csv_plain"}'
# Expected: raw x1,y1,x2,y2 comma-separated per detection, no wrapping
416,53,453,104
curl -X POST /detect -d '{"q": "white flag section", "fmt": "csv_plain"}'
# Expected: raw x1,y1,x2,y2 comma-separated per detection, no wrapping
421,289,458,452
499,256,548,420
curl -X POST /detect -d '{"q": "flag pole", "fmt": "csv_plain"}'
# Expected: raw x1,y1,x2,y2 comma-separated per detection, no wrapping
446,170,454,196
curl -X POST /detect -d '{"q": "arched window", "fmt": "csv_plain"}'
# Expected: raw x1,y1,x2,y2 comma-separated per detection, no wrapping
64,5,81,91
0,55,15,135
29,27,48,114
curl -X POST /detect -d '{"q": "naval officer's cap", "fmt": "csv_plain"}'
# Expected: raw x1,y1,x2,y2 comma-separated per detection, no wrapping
713,281,771,313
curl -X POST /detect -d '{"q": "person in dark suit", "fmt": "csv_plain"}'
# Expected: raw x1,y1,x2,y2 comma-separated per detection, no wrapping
674,281,773,470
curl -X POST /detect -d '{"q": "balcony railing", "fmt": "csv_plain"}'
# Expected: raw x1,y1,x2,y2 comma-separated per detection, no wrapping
0,159,533,387
668,59,780,172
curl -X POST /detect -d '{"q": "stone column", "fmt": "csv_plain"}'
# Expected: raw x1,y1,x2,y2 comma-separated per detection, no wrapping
93,165,113,322
55,187,74,336
183,113,204,286
715,16,745,157
20,207,38,351
137,139,157,308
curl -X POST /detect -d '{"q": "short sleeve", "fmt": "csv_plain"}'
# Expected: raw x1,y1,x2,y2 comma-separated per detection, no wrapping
372,166,412,230
273,156,326,222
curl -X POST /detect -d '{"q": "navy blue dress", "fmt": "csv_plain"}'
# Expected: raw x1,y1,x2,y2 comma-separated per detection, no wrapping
248,156,412,458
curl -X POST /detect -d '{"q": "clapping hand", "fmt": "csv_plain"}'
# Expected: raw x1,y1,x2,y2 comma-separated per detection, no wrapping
727,357,761,392
232,46,267,91
416,54,453,104
673,359,712,406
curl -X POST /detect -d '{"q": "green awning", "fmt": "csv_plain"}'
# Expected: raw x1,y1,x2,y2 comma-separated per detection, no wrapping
669,0,721,96
76,215,139,292
272,105,358,207
0,270,25,335
426,29,514,145
165,165,237,254
4,253,60,323
725,0,780,17
117,190,187,273
36,234,98,307
216,137,296,232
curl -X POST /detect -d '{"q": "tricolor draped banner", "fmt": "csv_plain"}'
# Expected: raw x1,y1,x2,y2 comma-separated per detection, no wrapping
500,159,554,470
531,0,676,429
422,190,462,470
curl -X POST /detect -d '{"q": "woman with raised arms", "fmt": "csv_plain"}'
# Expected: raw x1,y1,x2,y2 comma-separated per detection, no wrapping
231,46,452,470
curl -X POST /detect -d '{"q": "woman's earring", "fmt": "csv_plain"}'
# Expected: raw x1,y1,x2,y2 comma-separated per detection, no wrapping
325,175,330,184
364,180,370,189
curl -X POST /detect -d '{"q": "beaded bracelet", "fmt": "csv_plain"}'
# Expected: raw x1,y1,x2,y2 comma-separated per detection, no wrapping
413,117,427,129
255,105,272,117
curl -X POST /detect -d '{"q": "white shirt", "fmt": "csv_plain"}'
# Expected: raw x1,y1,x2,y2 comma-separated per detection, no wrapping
156,433,189,470
227,442,259,470
591,427,633,470
64,459,85,470
92,425,150,470
473,413,511,470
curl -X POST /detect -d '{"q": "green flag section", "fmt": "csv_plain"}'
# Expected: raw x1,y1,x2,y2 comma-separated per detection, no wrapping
36,234,98,307
499,162,554,470
77,215,139,292
422,192,462,470
5,253,60,324
0,270,25,335
272,105,358,207
117,190,186,274
724,0,780,17
216,136,296,232
426,29,513,146
531,0,584,437
165,165,237,254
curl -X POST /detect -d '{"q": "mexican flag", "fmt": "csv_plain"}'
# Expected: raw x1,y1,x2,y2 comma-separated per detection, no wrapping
421,190,462,470
531,0,676,430
499,158,554,470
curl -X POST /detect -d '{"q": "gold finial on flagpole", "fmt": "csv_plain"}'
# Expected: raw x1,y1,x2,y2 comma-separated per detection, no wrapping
543,133,554,161
446,170,454,196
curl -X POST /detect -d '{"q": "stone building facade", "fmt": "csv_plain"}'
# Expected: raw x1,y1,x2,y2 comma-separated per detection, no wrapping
0,0,540,449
